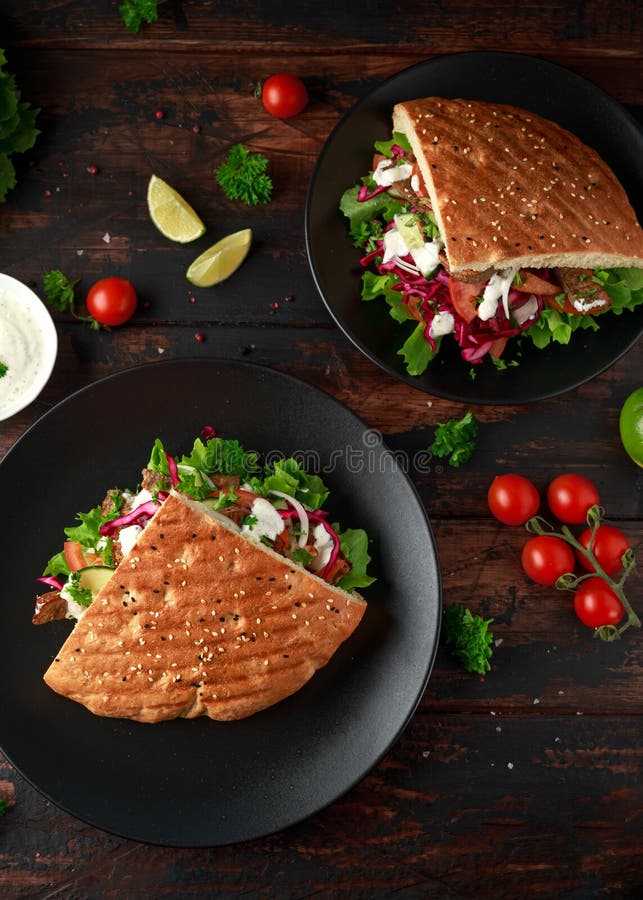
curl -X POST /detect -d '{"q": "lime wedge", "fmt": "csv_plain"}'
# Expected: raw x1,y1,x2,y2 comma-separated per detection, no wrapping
147,174,206,243
186,228,252,287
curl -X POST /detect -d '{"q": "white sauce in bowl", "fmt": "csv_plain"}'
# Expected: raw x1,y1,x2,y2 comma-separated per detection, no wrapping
0,273,58,421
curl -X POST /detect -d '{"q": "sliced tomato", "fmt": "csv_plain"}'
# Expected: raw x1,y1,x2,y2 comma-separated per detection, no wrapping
235,488,262,505
544,294,576,314
489,336,508,359
371,152,387,171
448,278,487,324
63,540,104,572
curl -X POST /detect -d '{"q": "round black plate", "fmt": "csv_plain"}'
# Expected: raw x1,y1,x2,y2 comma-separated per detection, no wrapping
0,359,440,847
305,51,643,404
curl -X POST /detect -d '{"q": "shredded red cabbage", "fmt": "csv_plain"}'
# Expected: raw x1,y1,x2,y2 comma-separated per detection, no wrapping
278,506,341,579
38,575,64,590
361,229,547,363
166,453,179,487
99,499,161,536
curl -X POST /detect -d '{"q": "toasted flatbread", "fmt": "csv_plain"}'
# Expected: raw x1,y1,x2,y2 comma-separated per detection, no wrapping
392,97,643,275
44,492,367,723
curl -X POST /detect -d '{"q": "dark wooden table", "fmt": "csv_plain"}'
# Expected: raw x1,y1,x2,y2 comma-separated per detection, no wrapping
1,3,642,897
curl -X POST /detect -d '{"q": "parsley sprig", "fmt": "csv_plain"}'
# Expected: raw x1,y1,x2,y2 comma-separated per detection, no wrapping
0,49,40,202
0,360,8,378
214,144,273,206
119,0,166,33
443,604,494,676
42,269,104,330
428,410,478,467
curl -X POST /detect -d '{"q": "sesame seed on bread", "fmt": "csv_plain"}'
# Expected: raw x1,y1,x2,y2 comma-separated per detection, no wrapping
392,97,643,275
43,492,367,723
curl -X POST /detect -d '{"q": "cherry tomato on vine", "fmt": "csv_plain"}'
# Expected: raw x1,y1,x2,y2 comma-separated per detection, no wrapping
577,524,629,576
86,277,137,326
487,474,540,526
546,473,600,524
261,73,308,118
521,535,576,586
573,577,624,628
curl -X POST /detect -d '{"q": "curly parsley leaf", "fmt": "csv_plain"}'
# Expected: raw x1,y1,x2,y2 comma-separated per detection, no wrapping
42,269,78,314
443,604,494,676
0,50,40,202
0,359,8,378
428,410,478,467
119,0,166,33
214,144,272,206
65,571,94,608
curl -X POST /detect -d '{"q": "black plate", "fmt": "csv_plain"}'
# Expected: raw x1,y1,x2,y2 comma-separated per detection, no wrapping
0,359,440,846
306,51,643,404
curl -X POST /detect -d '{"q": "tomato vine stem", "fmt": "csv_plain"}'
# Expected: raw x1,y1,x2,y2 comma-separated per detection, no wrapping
525,505,640,640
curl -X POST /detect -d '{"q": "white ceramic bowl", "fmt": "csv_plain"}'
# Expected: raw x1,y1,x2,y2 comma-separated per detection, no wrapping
0,272,58,422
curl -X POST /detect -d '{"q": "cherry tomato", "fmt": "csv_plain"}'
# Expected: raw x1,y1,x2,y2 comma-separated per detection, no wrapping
487,474,540,526
573,577,624,628
64,540,104,572
546,473,599,524
521,535,576,586
577,524,629,575
86,277,137,326
261,73,308,118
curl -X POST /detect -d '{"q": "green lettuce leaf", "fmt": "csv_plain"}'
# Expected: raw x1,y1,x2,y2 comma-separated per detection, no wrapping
261,458,330,510
397,322,438,376
361,270,414,323
593,267,643,313
336,527,376,592
373,131,412,157
339,184,404,248
180,436,259,480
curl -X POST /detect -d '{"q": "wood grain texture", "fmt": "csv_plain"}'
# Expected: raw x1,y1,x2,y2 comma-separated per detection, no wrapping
1,2,642,897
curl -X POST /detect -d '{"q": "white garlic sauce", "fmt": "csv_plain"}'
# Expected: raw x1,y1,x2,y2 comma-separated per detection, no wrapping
0,282,50,412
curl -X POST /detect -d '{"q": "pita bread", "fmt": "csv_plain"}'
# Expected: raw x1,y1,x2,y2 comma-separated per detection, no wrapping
44,492,367,723
392,97,643,276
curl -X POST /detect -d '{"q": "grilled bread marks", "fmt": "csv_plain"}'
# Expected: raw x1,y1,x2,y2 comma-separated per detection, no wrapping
44,492,367,723
392,97,643,275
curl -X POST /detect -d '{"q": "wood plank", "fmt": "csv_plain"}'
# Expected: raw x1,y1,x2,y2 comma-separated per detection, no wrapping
1,714,641,894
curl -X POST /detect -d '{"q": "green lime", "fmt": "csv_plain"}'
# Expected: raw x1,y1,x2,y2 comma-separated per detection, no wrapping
619,386,643,467
186,228,252,287
147,174,206,243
